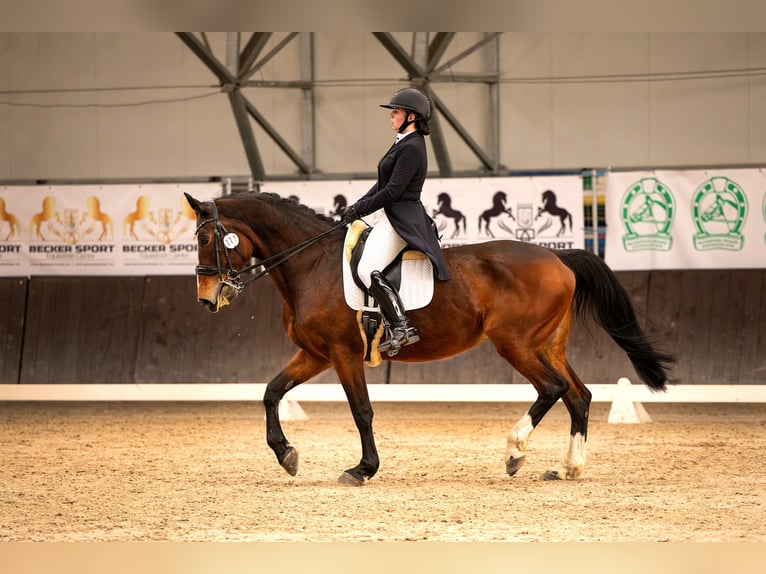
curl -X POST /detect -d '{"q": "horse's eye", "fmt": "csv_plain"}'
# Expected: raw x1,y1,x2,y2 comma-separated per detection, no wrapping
198,234,211,247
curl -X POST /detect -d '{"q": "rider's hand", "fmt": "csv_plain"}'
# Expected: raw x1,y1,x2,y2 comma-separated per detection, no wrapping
343,204,360,224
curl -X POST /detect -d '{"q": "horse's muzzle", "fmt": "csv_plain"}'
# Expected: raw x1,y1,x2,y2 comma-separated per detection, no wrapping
198,296,219,313
198,281,239,313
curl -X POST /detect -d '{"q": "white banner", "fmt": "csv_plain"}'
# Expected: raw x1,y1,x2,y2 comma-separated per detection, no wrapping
0,177,584,276
262,176,585,250
605,169,766,270
0,183,220,276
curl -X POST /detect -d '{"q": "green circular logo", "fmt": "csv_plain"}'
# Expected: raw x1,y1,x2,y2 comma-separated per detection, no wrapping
620,177,674,251
691,176,747,251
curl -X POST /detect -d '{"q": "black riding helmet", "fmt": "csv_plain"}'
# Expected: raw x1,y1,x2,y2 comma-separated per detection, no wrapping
380,87,432,134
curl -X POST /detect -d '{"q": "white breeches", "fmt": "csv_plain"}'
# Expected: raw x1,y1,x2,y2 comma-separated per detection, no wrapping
357,209,408,288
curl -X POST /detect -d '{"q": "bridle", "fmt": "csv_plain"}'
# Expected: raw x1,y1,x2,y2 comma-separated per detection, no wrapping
194,200,345,293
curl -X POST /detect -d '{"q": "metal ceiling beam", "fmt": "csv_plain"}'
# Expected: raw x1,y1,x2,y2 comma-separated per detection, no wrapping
300,33,316,173
431,32,503,75
485,33,501,172
225,32,240,76
430,90,495,172
411,32,429,69
413,34,452,177
242,98,311,175
228,89,266,180
239,33,272,77
239,32,299,83
430,72,500,83
427,32,455,69
178,32,311,178
178,32,504,180
372,33,427,79
411,34,451,177
176,32,234,85
424,90,453,177
177,33,267,179
199,33,213,54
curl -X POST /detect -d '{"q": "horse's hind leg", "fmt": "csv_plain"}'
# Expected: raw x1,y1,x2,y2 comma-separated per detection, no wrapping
264,349,331,476
541,362,592,481
502,353,570,478
488,333,569,477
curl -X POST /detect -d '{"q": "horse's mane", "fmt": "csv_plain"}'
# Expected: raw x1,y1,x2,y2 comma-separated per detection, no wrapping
220,191,336,226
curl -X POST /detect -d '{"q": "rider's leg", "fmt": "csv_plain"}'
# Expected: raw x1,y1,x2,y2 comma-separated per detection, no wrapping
367,271,420,352
357,211,419,353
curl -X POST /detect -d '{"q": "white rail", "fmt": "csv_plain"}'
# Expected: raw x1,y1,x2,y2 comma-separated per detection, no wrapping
1,383,763,403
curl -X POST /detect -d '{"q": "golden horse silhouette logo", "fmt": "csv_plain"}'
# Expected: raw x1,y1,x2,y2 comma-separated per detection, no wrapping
124,195,157,240
0,197,21,241
123,194,196,244
30,196,113,243
80,196,113,241
171,195,197,235
30,196,64,241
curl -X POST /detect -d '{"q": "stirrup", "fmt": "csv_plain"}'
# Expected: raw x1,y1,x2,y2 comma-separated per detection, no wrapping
379,326,420,357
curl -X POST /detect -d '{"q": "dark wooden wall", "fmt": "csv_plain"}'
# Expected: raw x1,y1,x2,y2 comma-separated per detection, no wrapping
1,269,764,386
0,278,26,383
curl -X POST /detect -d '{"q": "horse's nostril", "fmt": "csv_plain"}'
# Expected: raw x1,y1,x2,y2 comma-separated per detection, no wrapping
198,298,217,312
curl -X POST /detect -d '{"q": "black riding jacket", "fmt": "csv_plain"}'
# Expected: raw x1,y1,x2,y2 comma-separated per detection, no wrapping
352,132,450,281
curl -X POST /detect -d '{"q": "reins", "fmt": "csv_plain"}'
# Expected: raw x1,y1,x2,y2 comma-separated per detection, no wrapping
194,199,345,293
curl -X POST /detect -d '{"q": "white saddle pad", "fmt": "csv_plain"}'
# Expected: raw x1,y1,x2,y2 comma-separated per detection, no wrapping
342,223,434,312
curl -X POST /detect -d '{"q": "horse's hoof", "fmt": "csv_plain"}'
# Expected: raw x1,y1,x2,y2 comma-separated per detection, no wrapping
280,447,299,476
541,469,564,481
337,471,364,487
505,455,526,477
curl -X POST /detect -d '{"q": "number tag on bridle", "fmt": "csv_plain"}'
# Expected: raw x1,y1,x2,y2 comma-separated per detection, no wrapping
223,233,240,249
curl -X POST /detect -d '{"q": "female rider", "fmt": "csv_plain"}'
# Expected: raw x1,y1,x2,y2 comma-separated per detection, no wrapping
343,87,450,354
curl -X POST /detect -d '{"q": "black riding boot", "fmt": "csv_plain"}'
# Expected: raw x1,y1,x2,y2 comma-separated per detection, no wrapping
368,270,420,355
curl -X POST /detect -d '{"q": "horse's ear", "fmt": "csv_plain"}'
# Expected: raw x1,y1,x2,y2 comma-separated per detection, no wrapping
184,193,203,215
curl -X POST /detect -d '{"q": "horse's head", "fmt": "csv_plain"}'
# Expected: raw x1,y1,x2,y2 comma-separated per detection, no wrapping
700,194,729,223
492,191,507,206
42,196,57,217
541,189,555,204
185,193,255,313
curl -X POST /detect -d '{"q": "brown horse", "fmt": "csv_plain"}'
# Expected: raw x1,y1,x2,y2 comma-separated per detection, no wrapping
184,191,674,486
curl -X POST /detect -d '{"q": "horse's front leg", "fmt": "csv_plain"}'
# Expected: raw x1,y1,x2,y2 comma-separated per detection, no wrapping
263,349,330,476
333,354,379,486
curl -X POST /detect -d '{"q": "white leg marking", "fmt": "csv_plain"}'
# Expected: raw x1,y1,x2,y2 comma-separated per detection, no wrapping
565,432,586,479
505,413,534,463
543,432,587,480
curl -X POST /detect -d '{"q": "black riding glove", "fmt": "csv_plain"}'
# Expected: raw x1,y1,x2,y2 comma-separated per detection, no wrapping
343,204,360,224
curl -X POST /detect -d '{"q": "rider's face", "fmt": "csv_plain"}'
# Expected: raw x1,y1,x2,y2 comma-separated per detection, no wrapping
389,107,413,132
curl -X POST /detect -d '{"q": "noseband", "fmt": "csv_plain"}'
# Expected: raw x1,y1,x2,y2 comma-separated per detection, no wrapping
194,200,346,293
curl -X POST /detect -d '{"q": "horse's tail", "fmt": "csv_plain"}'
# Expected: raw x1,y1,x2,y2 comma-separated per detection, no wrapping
555,249,675,391
461,215,467,232
567,212,573,231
